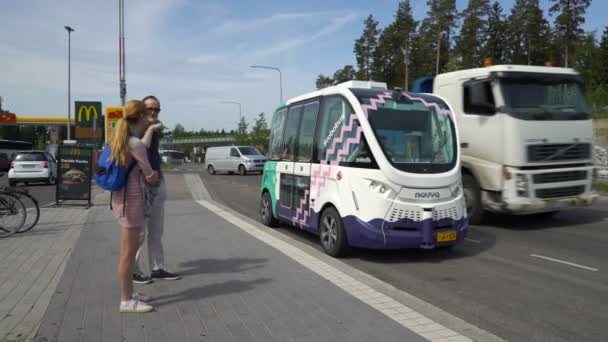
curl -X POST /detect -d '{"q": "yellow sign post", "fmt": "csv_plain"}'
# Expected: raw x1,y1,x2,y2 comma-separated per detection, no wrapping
105,106,123,144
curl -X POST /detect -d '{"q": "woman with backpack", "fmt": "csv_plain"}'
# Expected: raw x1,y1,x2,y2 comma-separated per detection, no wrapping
109,100,160,313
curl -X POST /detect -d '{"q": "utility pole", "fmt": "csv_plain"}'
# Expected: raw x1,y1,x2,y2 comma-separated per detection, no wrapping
64,26,75,140
119,0,126,105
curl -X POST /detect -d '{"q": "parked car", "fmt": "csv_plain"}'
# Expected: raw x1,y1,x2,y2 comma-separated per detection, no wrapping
7,151,58,186
205,146,266,175
0,153,10,172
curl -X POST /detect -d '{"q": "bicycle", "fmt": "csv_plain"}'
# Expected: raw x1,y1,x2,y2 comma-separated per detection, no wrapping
0,191,26,238
7,187,40,233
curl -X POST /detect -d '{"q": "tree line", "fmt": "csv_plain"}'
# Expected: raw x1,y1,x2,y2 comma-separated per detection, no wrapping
316,0,607,117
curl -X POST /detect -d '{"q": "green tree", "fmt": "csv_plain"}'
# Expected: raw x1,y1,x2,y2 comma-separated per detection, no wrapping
372,1,418,88
506,0,551,65
315,74,334,89
482,1,507,63
354,14,381,80
456,0,491,69
333,65,357,83
410,18,438,79
234,116,250,145
173,123,185,137
596,27,608,86
426,0,459,74
549,0,592,67
250,112,270,152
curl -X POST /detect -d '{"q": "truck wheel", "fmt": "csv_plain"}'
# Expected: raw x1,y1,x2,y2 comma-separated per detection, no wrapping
463,174,484,225
207,165,216,175
239,165,247,176
260,191,278,227
319,207,349,257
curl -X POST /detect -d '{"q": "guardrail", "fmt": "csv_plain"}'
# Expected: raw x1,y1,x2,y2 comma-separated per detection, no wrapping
160,136,234,145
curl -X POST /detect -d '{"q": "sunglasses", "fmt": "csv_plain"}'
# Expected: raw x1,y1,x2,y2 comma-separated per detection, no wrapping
146,107,161,113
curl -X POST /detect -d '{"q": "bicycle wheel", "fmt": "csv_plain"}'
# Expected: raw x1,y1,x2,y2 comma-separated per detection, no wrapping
15,191,40,233
0,193,26,238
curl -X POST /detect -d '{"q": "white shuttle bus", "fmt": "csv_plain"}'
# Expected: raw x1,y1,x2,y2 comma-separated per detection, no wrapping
259,81,468,257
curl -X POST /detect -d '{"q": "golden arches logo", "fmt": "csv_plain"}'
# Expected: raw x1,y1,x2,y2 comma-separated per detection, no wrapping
77,106,99,122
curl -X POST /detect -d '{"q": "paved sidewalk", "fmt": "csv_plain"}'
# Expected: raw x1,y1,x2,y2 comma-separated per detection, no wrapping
33,174,427,342
0,205,88,342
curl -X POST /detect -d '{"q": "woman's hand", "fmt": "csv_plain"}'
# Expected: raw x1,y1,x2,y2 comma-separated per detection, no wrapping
145,171,159,184
148,122,163,131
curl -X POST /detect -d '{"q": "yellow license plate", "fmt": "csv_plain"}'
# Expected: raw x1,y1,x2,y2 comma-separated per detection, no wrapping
436,231,457,242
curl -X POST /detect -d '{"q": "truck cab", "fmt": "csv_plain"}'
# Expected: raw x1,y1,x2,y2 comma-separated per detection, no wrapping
416,65,597,223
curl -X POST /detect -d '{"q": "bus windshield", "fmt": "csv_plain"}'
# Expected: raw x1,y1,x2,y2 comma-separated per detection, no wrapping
354,90,457,174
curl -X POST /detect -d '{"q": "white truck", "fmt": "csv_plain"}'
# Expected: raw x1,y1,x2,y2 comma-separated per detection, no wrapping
413,65,597,224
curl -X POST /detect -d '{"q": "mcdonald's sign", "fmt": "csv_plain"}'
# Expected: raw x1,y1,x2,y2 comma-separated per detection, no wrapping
75,101,102,127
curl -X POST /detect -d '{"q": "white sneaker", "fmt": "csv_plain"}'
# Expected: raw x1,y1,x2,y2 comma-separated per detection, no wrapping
133,292,151,302
119,300,154,313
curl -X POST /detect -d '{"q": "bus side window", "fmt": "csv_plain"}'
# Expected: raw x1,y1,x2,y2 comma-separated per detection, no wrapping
268,109,287,160
281,106,303,161
296,102,319,162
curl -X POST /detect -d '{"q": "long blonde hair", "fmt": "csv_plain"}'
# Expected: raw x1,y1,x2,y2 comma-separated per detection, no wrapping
110,100,145,166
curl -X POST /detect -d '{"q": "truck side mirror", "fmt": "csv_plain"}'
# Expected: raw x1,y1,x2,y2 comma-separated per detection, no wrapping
465,80,496,115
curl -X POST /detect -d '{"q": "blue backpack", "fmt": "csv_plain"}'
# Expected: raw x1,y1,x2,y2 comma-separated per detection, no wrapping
95,144,136,192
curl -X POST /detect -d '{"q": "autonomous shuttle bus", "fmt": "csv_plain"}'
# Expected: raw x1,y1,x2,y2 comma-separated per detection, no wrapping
259,81,467,257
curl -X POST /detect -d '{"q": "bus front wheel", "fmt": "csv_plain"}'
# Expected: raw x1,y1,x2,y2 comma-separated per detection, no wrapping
319,207,349,257
260,192,278,227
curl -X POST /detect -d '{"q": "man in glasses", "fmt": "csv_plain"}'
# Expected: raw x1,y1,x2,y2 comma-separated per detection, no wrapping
133,95,181,284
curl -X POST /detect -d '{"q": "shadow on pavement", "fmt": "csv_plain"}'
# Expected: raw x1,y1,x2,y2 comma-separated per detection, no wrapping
177,257,268,277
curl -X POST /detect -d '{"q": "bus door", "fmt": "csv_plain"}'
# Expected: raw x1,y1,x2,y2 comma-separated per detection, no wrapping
277,105,302,222
292,101,320,230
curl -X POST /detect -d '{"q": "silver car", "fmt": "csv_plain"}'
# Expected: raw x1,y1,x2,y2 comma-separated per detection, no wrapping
205,146,266,176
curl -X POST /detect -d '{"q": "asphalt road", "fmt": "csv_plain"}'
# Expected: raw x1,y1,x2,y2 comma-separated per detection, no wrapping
196,167,608,342
0,175,56,207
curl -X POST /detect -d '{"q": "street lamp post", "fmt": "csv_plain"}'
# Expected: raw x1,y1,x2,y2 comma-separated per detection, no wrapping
250,65,282,103
119,0,126,105
64,25,75,140
221,101,242,122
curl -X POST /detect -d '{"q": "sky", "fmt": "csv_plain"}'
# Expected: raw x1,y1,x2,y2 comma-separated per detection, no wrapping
1,0,606,132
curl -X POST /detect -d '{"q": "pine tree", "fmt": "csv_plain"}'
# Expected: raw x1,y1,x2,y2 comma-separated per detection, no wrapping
354,14,381,80
234,117,250,145
595,27,608,86
333,65,357,84
482,1,506,63
315,74,334,89
410,18,438,79
250,113,270,152
549,0,592,67
372,1,418,88
456,0,491,69
506,0,551,65
426,0,458,74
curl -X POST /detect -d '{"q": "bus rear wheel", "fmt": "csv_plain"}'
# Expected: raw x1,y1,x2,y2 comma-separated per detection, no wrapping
319,207,349,257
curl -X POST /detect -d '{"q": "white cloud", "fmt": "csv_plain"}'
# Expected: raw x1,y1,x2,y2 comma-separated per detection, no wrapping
248,13,358,58
217,11,333,33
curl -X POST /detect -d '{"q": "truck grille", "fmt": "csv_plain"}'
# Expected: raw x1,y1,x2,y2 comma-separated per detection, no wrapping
532,171,588,184
536,186,585,199
527,144,591,162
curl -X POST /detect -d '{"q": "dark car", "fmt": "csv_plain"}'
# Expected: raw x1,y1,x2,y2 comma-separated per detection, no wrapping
0,153,10,172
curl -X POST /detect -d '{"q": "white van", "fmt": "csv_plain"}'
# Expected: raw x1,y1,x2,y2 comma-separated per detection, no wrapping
205,146,267,175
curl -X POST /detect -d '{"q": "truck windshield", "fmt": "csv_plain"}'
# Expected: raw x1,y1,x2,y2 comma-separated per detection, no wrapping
354,90,457,174
499,74,590,121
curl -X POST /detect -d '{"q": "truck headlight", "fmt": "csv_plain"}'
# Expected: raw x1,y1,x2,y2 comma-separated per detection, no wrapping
516,174,529,197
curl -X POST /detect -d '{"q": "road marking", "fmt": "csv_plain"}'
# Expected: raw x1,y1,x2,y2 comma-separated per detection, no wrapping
185,174,504,342
530,254,599,272
465,238,481,244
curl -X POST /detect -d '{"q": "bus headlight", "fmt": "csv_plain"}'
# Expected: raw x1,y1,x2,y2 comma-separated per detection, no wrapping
367,179,395,195
516,174,529,197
